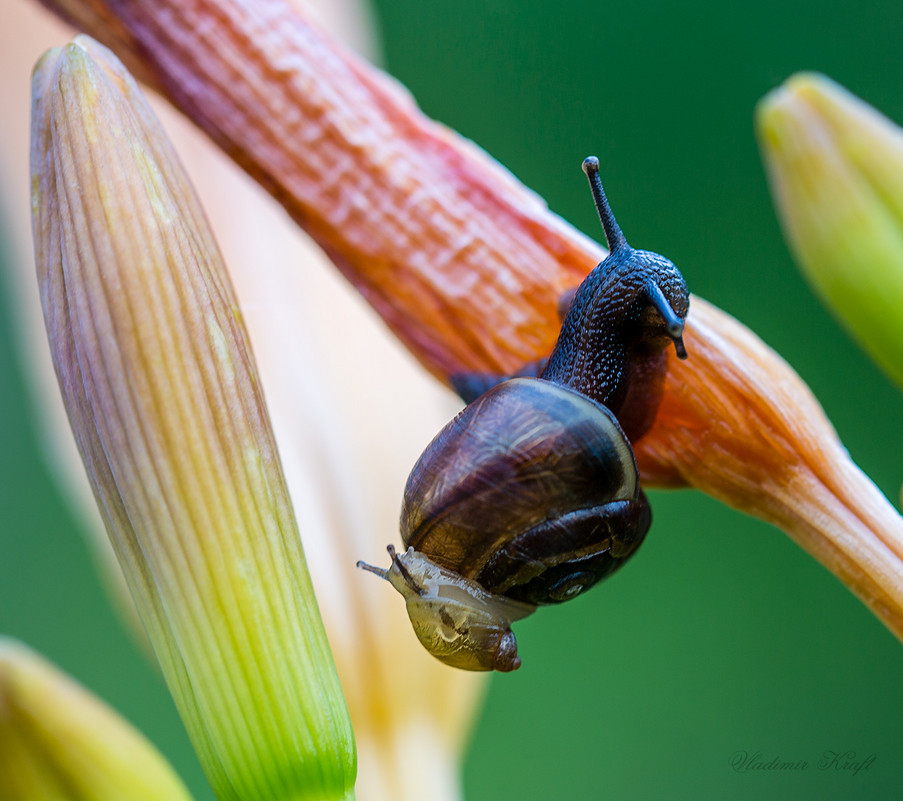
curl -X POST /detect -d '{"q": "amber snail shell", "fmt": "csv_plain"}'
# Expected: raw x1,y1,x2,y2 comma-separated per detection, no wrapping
402,378,649,606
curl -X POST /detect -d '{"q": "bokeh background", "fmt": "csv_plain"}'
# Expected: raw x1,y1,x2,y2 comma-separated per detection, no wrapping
3,0,903,799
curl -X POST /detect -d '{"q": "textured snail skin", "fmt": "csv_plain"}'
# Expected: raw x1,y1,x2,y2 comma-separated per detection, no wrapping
401,379,650,606
543,247,689,442
452,248,688,443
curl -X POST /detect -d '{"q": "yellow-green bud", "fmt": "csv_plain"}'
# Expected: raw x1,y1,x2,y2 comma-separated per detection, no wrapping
30,36,355,801
0,638,195,801
757,72,903,390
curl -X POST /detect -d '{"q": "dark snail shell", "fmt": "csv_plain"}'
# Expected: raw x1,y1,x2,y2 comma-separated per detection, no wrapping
400,378,651,606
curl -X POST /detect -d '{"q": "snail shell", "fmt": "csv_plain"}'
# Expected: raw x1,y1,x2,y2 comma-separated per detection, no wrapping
401,378,650,606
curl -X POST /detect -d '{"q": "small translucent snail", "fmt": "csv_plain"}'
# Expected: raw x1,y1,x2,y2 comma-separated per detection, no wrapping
357,157,689,672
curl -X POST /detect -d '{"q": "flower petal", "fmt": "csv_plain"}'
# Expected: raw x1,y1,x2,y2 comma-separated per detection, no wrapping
33,0,599,380
639,297,903,637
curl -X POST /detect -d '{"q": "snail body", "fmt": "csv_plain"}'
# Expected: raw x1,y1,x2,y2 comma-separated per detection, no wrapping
380,545,535,672
358,157,689,671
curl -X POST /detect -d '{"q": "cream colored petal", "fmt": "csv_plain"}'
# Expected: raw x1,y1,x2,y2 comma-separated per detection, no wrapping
31,36,354,801
0,638,195,801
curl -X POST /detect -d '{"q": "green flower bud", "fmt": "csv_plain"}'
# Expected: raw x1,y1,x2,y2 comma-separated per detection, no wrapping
0,638,195,801
30,36,355,801
757,72,903,390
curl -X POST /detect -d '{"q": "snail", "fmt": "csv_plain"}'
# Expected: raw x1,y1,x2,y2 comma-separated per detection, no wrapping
357,156,689,672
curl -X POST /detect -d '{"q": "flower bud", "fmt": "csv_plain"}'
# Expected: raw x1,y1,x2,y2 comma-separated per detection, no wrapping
757,72,903,390
31,36,355,801
0,638,194,801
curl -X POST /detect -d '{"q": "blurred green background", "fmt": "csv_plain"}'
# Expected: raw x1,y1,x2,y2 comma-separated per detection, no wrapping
3,0,903,799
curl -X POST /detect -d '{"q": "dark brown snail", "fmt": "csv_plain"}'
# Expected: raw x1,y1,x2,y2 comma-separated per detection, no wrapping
357,156,689,672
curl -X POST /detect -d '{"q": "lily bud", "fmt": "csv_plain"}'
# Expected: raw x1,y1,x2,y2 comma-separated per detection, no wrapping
0,638,194,801
757,72,903,390
30,36,355,801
